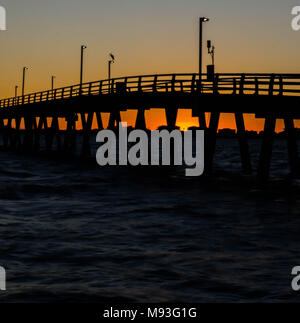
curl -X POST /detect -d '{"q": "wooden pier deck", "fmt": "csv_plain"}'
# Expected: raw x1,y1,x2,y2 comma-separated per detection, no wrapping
0,73,300,179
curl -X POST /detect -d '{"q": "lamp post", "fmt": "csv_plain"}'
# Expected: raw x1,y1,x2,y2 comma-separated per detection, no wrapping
199,17,209,91
108,53,115,93
22,67,28,97
80,45,87,94
51,76,56,91
14,85,18,105
51,75,56,99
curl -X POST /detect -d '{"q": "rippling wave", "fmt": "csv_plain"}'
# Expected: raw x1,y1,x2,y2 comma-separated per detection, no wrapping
0,138,299,303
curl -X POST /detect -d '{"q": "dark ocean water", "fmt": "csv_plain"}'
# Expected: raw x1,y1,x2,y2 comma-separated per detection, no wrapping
0,138,300,303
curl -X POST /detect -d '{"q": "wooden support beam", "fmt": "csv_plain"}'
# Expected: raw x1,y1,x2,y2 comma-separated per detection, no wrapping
15,118,22,151
63,126,70,153
0,118,8,148
108,109,121,130
6,118,15,149
46,117,54,152
45,117,53,152
205,112,220,174
165,107,178,130
23,117,34,153
54,117,62,152
81,112,94,157
69,114,77,153
33,117,42,152
95,112,103,130
192,103,206,129
135,109,147,129
198,112,207,130
63,114,77,153
47,117,61,152
258,116,276,180
284,118,299,175
235,112,252,174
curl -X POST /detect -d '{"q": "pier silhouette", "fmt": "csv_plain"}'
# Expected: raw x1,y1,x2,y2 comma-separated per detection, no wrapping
0,72,300,179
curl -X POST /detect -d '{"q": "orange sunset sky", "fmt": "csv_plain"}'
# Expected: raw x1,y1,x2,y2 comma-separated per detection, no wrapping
1,0,300,132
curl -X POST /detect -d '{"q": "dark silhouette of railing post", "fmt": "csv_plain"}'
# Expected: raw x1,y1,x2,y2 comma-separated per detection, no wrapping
171,75,176,92
268,74,275,96
153,75,158,92
239,74,245,95
232,78,237,95
213,74,219,95
254,77,259,95
191,74,196,93
278,76,283,96
99,81,103,95
138,77,142,92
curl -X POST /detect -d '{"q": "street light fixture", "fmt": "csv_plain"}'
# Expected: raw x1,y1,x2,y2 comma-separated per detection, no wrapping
51,76,56,91
14,85,18,106
80,45,87,94
108,53,115,93
22,67,28,97
51,75,56,99
199,17,210,91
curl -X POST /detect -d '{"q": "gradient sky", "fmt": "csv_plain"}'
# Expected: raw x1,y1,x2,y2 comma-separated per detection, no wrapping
1,0,300,131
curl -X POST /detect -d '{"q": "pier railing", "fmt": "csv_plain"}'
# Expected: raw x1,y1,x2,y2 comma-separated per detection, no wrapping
1,73,300,109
